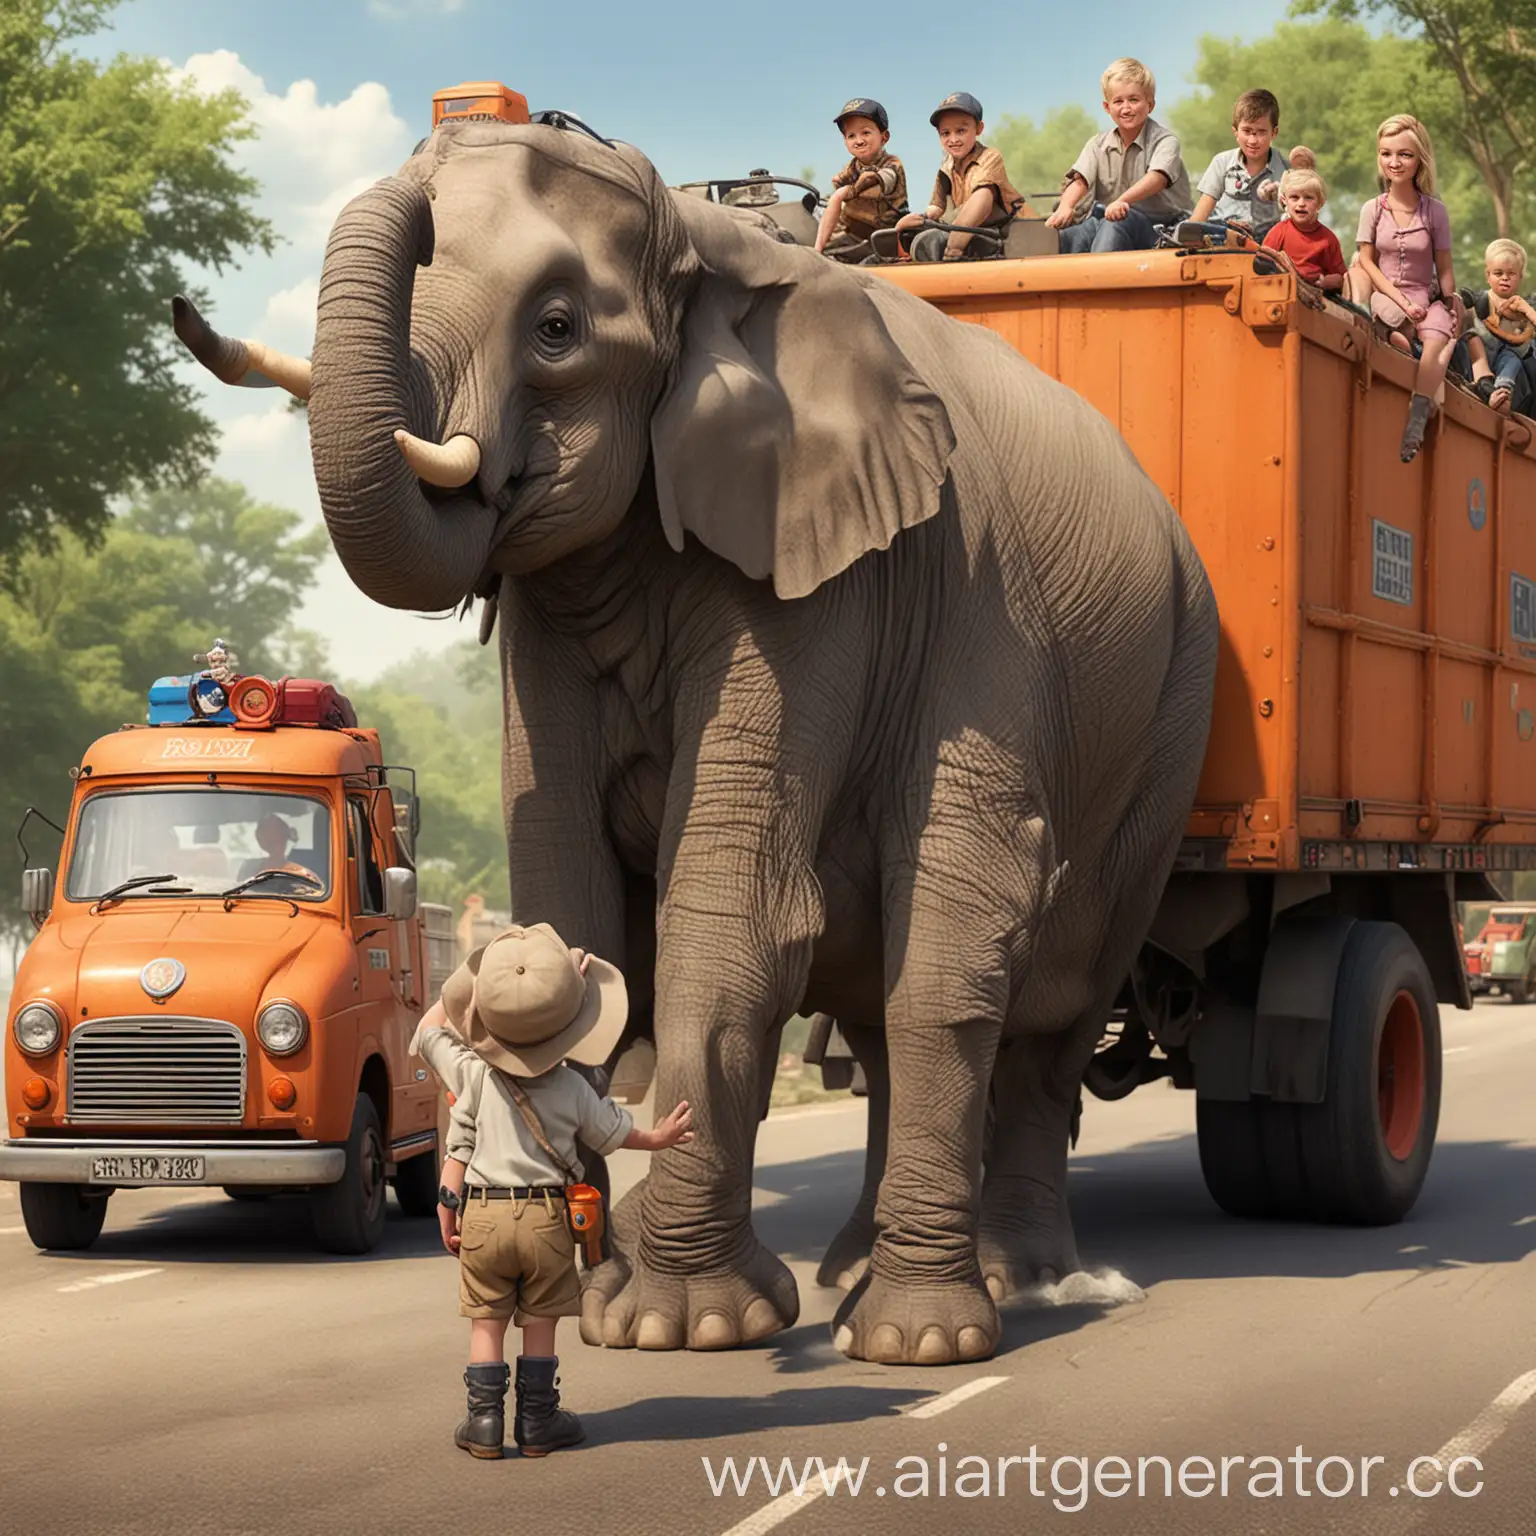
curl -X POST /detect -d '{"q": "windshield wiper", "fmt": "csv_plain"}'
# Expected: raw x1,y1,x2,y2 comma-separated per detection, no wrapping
220,868,324,914
90,873,185,912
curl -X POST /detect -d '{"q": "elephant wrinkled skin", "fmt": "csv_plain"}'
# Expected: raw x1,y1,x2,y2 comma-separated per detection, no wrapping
175,122,1218,1365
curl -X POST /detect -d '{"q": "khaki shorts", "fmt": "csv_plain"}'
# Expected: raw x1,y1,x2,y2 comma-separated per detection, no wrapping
457,1193,581,1323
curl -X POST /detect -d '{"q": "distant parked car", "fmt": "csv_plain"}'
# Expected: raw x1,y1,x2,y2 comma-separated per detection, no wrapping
1462,904,1536,1001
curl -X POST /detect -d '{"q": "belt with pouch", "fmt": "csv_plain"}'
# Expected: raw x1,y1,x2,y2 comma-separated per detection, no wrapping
466,1185,566,1201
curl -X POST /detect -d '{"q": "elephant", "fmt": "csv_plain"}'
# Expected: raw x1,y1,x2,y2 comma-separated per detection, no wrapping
173,117,1218,1365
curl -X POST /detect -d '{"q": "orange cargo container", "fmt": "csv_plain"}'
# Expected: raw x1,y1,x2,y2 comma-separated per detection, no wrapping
877,249,1525,1224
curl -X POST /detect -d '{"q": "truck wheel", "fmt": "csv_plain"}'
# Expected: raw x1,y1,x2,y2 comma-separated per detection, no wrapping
1198,922,1441,1226
391,1142,440,1218
309,1095,388,1255
1507,974,1532,1004
20,1183,108,1251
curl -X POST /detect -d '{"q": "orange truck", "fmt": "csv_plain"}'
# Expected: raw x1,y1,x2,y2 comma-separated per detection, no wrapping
2,665,455,1253
862,250,1531,1225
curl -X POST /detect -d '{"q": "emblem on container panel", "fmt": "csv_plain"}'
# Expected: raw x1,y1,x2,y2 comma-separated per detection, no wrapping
140,957,186,1000
1468,477,1487,532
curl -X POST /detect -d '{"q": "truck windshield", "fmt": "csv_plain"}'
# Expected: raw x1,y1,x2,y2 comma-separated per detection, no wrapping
65,789,333,903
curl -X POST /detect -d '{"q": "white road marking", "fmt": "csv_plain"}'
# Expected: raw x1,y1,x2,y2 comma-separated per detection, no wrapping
1443,1046,1470,1055
1514,1215,1536,1227
0,1226,28,1236
905,1375,1009,1419
713,1376,1011,1536
56,1268,163,1294
1431,1368,1536,1467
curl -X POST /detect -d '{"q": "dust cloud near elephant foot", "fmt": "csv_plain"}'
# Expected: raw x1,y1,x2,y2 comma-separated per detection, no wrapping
976,1222,1084,1303
816,1214,875,1292
831,1271,1001,1365
578,1240,799,1351
1016,1267,1146,1309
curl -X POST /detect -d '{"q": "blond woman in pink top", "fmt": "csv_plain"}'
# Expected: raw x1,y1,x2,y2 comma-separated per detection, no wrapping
1345,115,1464,462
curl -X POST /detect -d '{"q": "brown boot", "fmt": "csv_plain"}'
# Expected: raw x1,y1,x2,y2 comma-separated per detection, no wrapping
1400,393,1434,462
514,1356,585,1457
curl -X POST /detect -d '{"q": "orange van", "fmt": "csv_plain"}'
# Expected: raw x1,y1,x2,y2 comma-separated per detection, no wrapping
2,665,454,1253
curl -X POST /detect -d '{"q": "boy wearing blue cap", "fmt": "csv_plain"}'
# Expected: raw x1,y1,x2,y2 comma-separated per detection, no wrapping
893,93,1030,261
815,98,908,262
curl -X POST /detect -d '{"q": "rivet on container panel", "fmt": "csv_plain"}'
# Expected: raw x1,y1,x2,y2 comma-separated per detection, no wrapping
1259,699,1274,718
1262,537,1275,550
1263,646,1273,658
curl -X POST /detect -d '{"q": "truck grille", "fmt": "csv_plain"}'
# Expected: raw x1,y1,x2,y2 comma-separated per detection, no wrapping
67,1018,247,1125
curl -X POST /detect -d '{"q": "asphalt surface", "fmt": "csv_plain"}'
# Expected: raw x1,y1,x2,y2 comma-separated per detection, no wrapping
1,1001,1532,1536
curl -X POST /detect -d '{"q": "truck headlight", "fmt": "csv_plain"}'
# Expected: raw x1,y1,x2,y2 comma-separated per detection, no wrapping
256,1001,308,1057
13,1001,63,1056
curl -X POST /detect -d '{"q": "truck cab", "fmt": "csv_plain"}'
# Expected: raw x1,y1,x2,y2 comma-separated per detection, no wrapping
2,666,452,1254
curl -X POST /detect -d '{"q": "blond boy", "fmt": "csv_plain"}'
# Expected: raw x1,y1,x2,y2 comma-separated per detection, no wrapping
1048,59,1192,253
1458,238,1536,415
1261,167,1347,291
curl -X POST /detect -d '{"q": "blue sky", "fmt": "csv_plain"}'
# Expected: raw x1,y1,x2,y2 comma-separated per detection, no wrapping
86,0,1295,681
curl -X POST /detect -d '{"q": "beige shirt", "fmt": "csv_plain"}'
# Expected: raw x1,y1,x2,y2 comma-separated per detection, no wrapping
929,143,1029,222
412,1023,633,1188
1067,117,1191,224
830,150,907,238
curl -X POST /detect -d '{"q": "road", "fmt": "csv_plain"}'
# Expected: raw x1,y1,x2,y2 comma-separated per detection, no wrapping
2,1001,1532,1536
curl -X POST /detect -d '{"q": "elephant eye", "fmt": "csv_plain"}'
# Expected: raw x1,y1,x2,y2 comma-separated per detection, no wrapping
533,310,578,357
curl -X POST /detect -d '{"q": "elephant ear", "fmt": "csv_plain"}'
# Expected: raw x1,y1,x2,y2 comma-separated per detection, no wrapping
652,201,957,599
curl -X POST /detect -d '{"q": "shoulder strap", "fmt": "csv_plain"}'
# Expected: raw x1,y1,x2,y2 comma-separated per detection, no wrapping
506,1075,579,1185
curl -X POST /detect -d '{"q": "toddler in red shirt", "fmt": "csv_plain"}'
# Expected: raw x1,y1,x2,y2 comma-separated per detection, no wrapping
1262,166,1346,292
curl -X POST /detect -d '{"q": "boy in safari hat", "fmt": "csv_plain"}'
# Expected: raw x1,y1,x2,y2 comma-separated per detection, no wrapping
410,923,693,1460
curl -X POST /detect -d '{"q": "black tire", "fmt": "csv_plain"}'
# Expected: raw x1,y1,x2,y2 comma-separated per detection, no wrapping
223,1186,274,1202
1198,921,1441,1226
1507,975,1531,1004
391,1141,440,1218
309,1094,388,1255
20,1183,108,1250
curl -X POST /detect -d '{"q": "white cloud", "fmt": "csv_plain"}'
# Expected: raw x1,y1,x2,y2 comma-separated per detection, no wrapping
220,401,304,454
261,278,319,353
168,52,415,247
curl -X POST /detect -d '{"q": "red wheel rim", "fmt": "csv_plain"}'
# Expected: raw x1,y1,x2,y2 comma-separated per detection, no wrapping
1378,989,1426,1161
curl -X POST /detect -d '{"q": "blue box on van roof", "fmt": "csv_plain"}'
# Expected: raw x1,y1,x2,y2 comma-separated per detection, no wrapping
148,675,235,725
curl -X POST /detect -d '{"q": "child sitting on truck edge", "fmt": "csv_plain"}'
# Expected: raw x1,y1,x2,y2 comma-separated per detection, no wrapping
815,98,908,263
1458,238,1536,416
1047,59,1193,253
410,924,693,1461
1262,166,1347,293
1189,88,1316,240
893,92,1031,261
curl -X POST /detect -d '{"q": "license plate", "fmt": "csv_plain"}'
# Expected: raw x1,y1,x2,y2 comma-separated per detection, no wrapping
88,1155,206,1184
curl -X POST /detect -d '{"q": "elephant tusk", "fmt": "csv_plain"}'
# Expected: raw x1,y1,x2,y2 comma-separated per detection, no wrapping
171,295,312,400
394,430,482,488
242,340,313,400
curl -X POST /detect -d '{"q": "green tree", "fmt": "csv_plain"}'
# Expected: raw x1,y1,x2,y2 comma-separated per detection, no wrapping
1297,0,1536,237
0,480,330,944
0,0,274,561
1171,18,1506,255
991,105,1100,206
345,641,508,917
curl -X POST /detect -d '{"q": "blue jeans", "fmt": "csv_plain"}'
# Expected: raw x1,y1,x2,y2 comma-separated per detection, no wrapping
1484,336,1529,410
1058,203,1161,254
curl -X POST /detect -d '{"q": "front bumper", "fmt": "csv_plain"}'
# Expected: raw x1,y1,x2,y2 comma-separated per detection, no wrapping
0,1139,344,1187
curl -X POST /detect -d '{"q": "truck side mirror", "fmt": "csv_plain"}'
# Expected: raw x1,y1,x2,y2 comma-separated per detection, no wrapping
22,868,55,925
383,867,417,923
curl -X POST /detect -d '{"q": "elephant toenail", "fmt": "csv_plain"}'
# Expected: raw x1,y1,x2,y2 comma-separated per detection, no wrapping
915,1328,953,1365
603,1314,635,1348
832,1324,856,1356
637,1310,684,1350
867,1324,907,1363
984,1273,1007,1302
690,1311,737,1350
740,1299,783,1342
957,1324,997,1360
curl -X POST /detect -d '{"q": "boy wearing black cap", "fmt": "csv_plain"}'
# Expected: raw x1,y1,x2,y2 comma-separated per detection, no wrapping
894,92,1031,260
815,98,908,262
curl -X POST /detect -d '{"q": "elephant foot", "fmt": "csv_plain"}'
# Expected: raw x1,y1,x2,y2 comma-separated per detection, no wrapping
831,1269,1000,1364
815,1211,875,1291
976,1217,1082,1303
579,1239,799,1351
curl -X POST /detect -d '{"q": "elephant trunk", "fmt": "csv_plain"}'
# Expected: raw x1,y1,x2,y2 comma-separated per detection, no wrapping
309,175,496,613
